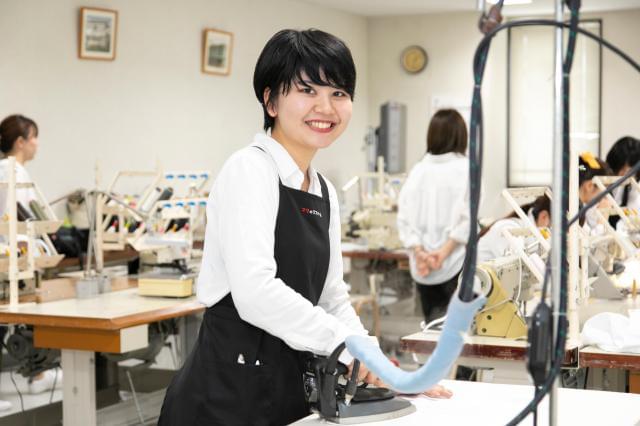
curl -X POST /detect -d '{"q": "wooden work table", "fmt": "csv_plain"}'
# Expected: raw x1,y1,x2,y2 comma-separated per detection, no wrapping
401,331,579,365
401,332,640,371
580,345,640,370
0,282,204,426
402,294,640,365
342,248,409,262
0,287,203,334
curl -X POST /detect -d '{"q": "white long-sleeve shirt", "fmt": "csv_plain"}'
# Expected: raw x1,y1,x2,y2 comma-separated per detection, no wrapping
397,152,470,285
477,217,525,262
197,133,370,360
0,159,38,217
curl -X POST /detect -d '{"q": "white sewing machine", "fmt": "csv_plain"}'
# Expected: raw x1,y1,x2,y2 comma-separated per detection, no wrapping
471,186,553,338
343,157,405,250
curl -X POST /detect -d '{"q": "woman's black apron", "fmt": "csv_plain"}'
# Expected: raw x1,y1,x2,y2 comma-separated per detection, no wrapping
159,154,331,425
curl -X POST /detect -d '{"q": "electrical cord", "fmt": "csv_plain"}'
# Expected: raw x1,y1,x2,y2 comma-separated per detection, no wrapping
463,0,640,423
1,339,24,412
507,11,640,426
49,367,59,404
9,370,24,412
509,159,640,425
420,315,447,333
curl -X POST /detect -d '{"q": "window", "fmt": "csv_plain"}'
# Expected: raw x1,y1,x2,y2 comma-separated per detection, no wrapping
507,20,602,186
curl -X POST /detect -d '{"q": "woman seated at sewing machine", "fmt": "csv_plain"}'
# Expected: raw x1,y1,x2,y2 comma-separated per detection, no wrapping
0,114,61,407
579,152,613,234
606,136,640,228
477,195,551,263
0,115,40,219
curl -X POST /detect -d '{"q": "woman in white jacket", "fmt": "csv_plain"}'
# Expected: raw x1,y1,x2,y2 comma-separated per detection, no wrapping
397,109,470,324
477,195,551,263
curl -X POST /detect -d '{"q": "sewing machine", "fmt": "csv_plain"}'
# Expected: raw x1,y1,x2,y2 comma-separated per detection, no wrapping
473,257,535,339
343,157,405,250
470,186,553,339
128,196,207,271
97,170,208,257
577,178,638,300
593,175,640,234
0,157,65,304
96,169,209,256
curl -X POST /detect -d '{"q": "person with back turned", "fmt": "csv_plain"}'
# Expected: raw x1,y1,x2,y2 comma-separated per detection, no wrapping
397,109,471,325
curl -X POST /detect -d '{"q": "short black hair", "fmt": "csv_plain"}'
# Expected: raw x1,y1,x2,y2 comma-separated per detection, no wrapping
253,29,356,131
426,109,468,155
0,114,38,154
606,136,640,178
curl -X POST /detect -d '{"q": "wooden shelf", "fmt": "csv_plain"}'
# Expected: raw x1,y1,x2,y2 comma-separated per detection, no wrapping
0,257,28,271
0,254,65,272
35,254,65,269
0,220,63,235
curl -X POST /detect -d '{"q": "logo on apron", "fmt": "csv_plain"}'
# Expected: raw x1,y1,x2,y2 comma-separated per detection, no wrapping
301,207,322,217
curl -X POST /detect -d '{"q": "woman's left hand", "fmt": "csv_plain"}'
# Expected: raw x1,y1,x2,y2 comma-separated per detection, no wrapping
372,378,453,399
426,250,446,270
421,384,453,399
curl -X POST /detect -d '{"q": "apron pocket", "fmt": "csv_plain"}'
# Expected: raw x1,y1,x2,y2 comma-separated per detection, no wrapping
195,308,275,424
198,361,273,426
203,310,266,365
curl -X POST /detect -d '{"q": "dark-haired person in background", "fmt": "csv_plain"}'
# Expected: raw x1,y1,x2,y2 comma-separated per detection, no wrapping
477,195,551,263
397,109,470,325
159,29,450,426
0,115,62,404
579,152,613,233
606,136,640,228
0,115,40,219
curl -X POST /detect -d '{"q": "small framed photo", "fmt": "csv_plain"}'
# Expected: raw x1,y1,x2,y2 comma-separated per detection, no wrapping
202,29,233,76
78,7,118,61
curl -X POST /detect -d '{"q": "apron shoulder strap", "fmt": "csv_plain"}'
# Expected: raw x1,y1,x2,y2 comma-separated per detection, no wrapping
252,145,282,185
317,173,330,203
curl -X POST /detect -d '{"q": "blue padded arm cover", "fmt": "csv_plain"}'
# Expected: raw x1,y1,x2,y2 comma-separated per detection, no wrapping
345,293,486,394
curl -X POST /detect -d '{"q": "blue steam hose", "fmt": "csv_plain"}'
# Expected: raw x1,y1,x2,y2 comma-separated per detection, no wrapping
345,292,485,394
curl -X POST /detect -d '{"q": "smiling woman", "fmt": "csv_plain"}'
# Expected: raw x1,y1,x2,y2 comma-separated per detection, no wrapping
254,29,356,170
157,29,386,426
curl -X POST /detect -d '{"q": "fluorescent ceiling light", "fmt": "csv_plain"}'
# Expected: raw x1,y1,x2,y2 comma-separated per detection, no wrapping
487,0,533,5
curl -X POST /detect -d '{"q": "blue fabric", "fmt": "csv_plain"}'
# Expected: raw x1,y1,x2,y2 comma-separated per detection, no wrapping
346,293,486,394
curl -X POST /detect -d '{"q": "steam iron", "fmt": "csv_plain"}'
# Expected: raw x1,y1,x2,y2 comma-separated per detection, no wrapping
304,343,415,424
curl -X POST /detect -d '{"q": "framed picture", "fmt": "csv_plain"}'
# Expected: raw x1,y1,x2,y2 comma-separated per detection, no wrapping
78,7,118,61
202,29,233,76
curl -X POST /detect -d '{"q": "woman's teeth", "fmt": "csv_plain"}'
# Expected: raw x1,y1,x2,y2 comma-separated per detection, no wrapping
308,121,332,129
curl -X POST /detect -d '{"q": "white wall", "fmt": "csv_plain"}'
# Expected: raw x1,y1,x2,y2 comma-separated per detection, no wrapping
0,0,369,204
367,9,640,219
599,9,640,152
2,2,638,220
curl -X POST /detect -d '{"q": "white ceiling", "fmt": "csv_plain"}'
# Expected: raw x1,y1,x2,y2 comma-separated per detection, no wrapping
297,0,640,17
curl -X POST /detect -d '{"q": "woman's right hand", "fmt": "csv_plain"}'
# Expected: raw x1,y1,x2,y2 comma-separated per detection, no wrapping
346,360,379,385
413,247,431,277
